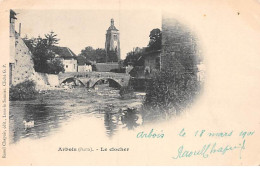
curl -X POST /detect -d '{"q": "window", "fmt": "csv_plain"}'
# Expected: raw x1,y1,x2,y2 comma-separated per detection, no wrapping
66,65,68,68
114,35,117,40
74,64,75,69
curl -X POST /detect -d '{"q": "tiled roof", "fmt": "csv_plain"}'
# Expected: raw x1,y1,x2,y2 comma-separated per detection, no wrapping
108,25,118,31
51,46,77,59
107,19,119,31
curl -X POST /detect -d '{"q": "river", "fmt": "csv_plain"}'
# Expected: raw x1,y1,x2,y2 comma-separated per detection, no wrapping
9,84,146,144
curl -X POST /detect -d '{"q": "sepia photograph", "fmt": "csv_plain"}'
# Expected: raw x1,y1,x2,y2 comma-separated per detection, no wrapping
9,9,204,142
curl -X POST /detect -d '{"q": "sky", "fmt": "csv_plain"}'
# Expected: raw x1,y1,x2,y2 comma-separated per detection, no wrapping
14,9,161,59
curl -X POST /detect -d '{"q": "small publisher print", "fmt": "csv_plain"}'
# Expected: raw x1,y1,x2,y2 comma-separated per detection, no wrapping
1,64,7,158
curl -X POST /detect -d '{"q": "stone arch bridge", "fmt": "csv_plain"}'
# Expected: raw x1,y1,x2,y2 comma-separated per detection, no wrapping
58,72,130,88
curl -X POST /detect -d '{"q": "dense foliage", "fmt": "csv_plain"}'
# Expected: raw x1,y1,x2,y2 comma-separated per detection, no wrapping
123,47,144,66
146,28,162,52
9,80,38,101
23,31,64,74
123,28,161,66
106,51,119,62
110,68,125,73
79,46,107,63
144,70,200,116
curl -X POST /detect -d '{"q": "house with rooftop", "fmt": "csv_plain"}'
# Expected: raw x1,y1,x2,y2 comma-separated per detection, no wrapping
77,56,92,72
143,50,161,76
51,46,78,72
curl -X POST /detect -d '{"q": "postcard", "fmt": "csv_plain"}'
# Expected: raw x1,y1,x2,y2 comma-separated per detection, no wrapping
0,0,259,166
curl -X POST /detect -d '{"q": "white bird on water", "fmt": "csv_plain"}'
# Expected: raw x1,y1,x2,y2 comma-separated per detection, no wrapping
23,120,34,128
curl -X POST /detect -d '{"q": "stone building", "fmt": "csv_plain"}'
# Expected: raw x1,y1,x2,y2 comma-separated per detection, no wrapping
129,50,161,79
9,10,37,86
105,18,120,62
51,46,78,72
143,50,161,76
78,64,92,72
9,10,16,85
161,14,200,74
77,56,92,72
128,15,203,90
9,10,57,88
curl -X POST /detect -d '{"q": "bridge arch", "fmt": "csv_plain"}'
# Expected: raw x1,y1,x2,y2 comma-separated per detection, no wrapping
60,77,85,86
91,78,122,89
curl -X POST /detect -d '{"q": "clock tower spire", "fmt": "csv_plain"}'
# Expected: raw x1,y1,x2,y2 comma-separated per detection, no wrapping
105,18,120,62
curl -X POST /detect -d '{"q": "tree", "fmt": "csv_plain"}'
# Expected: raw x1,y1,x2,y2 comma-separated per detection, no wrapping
45,31,60,46
107,51,118,62
95,48,106,63
147,28,162,51
47,58,65,74
123,28,162,66
123,47,144,66
79,46,96,61
78,46,106,63
23,31,64,74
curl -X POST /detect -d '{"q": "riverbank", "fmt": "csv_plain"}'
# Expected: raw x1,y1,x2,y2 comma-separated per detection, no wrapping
9,85,146,143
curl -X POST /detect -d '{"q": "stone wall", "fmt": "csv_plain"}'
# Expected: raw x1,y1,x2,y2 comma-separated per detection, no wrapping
11,34,36,85
10,34,59,89
34,72,59,87
78,65,92,72
47,74,59,86
162,15,200,73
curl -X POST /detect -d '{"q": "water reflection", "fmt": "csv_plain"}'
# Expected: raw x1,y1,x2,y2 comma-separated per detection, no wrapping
103,107,143,137
104,112,118,137
10,87,146,143
120,108,142,130
24,103,60,137
11,103,61,143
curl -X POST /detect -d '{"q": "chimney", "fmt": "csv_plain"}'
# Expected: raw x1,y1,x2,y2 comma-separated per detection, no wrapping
19,23,21,36
10,10,17,37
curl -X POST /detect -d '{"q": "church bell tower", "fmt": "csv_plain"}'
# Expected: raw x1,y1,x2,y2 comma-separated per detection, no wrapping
105,18,120,62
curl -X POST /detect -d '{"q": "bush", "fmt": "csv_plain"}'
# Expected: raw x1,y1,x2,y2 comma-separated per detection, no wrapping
46,58,65,74
92,64,97,71
119,85,135,99
144,70,200,114
110,68,126,73
9,80,38,101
